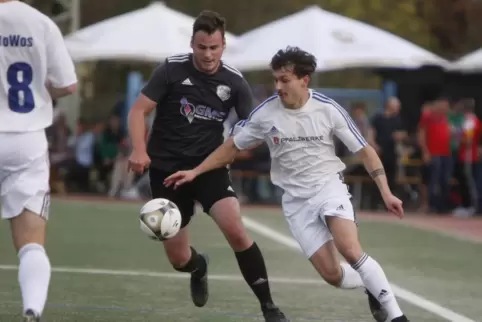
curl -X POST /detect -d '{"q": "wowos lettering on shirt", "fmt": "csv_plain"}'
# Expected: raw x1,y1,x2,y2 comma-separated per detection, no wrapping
0,34,33,47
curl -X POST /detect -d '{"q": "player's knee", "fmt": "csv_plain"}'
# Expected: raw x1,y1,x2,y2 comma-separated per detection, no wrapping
339,245,364,265
220,220,252,251
319,267,343,286
226,228,252,251
210,198,252,251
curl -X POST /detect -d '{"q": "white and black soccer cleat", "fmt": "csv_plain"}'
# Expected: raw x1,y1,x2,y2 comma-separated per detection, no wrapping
23,309,40,322
262,303,290,322
366,289,388,322
190,253,209,307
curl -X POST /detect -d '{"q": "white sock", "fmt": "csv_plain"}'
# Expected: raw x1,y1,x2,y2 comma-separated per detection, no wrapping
339,262,364,289
353,253,404,320
18,243,51,316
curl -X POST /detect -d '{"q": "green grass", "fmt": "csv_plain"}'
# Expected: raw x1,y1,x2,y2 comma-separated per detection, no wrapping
0,199,480,321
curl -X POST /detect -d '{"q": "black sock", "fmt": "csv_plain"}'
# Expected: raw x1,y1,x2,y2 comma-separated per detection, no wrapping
173,247,206,277
235,242,274,309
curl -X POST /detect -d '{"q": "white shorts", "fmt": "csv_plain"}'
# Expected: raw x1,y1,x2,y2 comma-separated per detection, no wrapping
0,131,50,220
282,174,355,258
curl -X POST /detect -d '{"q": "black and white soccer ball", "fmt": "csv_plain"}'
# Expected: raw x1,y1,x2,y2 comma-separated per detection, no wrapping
139,198,182,240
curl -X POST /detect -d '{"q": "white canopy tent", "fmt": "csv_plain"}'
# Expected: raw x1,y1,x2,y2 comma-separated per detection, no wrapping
449,49,482,72
64,2,238,62
223,6,449,72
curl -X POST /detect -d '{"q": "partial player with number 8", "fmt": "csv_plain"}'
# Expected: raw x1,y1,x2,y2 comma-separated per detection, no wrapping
0,1,77,321
7,62,35,113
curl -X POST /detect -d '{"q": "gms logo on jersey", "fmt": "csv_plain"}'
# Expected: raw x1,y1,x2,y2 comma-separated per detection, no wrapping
180,97,226,124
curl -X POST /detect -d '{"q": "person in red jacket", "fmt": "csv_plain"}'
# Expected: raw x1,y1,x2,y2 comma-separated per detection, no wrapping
418,96,452,213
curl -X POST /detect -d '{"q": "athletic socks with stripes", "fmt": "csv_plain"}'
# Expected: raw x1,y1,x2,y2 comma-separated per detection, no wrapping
353,253,405,320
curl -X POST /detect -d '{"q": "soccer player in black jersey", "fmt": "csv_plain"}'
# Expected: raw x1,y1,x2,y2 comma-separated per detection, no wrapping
127,10,288,322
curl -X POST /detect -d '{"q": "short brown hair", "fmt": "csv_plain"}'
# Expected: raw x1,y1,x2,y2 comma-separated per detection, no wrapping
192,10,226,38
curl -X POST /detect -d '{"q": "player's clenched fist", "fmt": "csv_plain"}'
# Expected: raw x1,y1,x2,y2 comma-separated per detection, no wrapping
128,150,151,174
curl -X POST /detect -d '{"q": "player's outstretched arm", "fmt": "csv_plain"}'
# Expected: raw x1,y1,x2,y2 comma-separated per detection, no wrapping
357,145,404,218
164,137,240,188
195,137,239,174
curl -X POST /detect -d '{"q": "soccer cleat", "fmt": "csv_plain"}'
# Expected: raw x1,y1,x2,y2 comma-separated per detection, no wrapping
23,309,40,322
262,303,290,322
365,289,388,322
190,253,209,307
391,316,409,322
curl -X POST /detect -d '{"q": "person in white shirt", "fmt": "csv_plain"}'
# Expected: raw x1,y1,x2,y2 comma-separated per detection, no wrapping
164,47,409,322
0,1,77,321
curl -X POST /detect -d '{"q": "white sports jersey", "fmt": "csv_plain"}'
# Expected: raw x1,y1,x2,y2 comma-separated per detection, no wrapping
233,89,367,199
0,1,77,132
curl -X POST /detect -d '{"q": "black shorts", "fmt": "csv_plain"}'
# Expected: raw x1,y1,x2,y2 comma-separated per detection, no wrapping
148,167,237,228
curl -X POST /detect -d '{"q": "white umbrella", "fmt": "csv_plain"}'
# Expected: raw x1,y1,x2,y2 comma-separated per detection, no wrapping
65,2,238,62
223,5,449,72
449,48,482,72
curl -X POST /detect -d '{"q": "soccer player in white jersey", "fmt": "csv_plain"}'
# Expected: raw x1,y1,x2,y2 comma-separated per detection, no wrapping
0,1,77,321
164,47,410,322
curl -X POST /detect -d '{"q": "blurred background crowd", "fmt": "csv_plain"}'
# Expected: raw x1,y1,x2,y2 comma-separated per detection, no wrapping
33,0,482,217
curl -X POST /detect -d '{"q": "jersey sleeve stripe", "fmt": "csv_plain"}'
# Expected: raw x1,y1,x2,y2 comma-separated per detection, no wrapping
229,120,246,136
167,58,189,63
247,95,278,120
167,53,189,59
167,53,190,62
312,93,367,146
222,62,243,78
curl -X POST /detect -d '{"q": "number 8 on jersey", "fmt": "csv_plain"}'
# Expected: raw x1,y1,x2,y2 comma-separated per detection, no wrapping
7,62,35,113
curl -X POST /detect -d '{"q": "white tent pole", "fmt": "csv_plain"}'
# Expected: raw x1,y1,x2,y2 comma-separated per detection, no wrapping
51,0,81,128
70,0,81,127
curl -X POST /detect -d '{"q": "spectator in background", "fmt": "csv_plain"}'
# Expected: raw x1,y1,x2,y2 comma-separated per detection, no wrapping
416,102,433,212
66,120,98,192
108,137,135,198
368,97,406,207
97,115,124,190
418,96,451,213
351,101,369,139
453,99,480,217
46,113,73,194
47,113,72,163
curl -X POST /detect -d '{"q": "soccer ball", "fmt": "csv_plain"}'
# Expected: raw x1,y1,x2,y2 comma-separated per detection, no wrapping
139,198,182,240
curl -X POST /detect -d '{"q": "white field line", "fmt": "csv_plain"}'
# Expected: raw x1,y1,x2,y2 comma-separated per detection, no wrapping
0,264,324,286
242,216,476,322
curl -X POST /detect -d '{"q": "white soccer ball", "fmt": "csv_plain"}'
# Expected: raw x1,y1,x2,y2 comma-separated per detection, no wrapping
139,198,182,240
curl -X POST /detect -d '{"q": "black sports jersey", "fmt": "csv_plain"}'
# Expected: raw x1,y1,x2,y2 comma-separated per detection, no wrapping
142,53,254,171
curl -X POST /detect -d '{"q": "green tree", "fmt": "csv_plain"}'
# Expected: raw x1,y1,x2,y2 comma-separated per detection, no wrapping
416,0,482,58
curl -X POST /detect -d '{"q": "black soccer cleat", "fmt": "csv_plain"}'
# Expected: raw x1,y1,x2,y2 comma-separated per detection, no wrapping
262,303,290,322
190,253,209,307
23,309,40,322
391,316,409,322
365,289,388,322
